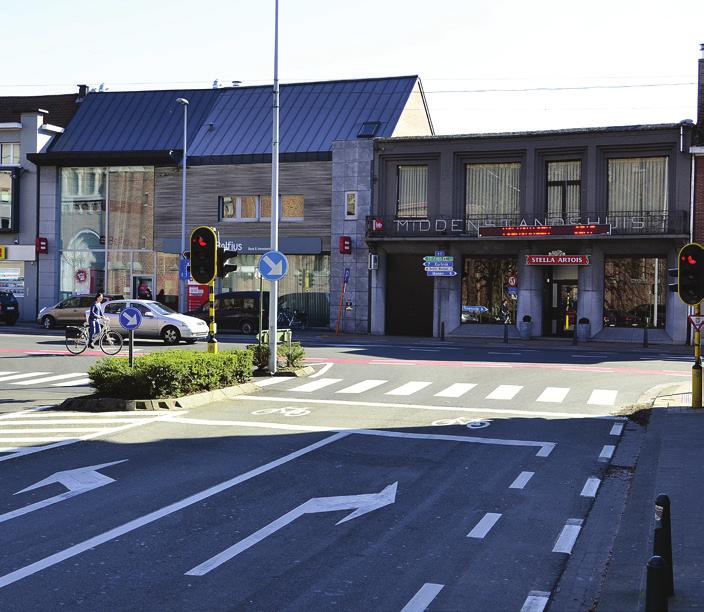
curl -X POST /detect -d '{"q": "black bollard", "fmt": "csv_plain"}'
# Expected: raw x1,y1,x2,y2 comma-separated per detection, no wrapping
440,321,445,342
645,555,668,612
643,324,649,348
503,321,508,344
654,494,674,596
572,330,578,345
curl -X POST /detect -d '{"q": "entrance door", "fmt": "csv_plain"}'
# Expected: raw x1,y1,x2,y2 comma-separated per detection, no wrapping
556,281,578,336
133,275,154,301
385,254,433,336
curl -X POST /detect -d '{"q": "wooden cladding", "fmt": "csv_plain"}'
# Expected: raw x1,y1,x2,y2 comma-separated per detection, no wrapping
154,162,332,251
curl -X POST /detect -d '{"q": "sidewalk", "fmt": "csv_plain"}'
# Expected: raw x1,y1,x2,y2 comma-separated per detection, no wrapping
594,382,704,611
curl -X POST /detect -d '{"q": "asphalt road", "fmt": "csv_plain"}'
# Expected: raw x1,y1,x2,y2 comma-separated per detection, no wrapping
0,326,693,611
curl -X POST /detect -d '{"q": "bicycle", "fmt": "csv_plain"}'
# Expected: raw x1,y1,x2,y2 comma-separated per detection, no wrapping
65,317,124,356
277,307,307,330
431,417,491,429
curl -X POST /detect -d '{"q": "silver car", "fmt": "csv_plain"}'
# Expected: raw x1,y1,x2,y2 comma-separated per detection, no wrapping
102,300,209,345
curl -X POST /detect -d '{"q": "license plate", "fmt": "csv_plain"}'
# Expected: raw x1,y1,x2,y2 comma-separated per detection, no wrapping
6,306,15,311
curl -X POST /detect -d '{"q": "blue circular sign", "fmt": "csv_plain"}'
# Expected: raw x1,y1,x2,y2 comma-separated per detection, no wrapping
258,250,289,282
119,307,143,331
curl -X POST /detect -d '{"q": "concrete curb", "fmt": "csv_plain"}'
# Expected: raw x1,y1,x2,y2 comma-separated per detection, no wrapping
57,365,314,412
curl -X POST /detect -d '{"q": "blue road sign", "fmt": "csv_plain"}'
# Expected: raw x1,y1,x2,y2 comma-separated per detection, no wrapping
507,287,518,296
258,250,289,281
119,307,143,331
426,270,458,277
435,250,445,257
344,268,350,283
423,261,454,267
179,257,189,281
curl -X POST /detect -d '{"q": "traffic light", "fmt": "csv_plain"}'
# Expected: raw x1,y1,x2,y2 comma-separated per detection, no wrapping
339,235,352,254
217,247,238,278
190,226,217,284
677,243,704,305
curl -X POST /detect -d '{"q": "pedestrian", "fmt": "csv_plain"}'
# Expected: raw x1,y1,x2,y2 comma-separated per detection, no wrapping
137,279,152,300
500,299,510,324
88,292,104,348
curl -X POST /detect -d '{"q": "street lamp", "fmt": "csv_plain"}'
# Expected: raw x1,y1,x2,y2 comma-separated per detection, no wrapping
176,97,189,313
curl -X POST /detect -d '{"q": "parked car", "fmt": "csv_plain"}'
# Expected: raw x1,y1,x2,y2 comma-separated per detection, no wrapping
0,291,19,326
37,294,123,329
102,299,209,344
186,291,270,334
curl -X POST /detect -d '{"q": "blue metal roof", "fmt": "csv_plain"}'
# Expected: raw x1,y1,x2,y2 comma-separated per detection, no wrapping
46,76,420,160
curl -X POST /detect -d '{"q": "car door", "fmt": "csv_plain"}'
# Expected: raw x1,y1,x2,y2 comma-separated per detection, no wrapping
55,297,81,325
102,301,127,333
77,297,95,325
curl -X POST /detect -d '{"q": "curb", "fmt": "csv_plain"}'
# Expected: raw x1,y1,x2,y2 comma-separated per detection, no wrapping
56,365,313,412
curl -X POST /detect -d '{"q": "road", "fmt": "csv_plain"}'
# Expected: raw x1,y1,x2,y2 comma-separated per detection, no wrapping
0,326,693,611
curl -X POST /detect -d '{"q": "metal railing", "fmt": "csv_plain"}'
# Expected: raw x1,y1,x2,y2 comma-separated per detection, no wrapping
365,211,689,239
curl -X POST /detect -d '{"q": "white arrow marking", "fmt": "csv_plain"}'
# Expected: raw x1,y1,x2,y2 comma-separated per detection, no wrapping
123,313,138,326
0,460,127,524
185,481,398,576
262,255,283,276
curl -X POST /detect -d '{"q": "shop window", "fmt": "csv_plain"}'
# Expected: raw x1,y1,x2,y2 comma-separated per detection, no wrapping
608,157,668,215
0,170,15,230
603,256,666,329
547,161,580,218
220,194,304,222
396,165,428,218
0,143,20,165
466,163,520,218
461,257,517,324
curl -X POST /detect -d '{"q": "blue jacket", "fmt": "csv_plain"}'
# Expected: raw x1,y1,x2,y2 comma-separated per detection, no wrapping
89,302,102,321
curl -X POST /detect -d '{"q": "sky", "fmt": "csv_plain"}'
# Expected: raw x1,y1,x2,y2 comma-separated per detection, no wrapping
4,0,704,134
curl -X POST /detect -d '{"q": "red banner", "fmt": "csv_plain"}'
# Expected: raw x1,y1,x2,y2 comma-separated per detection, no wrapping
525,255,591,266
187,283,209,311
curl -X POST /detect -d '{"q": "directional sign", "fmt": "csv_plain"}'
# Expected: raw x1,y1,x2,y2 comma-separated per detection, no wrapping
422,261,454,267
426,270,458,277
344,268,350,283
119,307,143,331
258,250,288,281
424,266,454,272
186,482,398,576
179,257,190,281
0,460,127,524
423,256,454,262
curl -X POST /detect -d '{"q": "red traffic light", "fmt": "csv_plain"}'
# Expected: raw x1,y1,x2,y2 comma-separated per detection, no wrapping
677,243,704,305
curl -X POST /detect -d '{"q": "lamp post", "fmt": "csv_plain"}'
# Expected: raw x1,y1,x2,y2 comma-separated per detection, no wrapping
176,97,189,313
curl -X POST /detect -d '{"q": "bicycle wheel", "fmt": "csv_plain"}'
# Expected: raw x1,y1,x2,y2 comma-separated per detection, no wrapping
65,329,89,355
100,330,124,355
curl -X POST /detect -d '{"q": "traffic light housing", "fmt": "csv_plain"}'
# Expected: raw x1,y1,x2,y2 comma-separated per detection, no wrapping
339,235,352,254
677,243,704,305
190,226,217,284
217,247,238,278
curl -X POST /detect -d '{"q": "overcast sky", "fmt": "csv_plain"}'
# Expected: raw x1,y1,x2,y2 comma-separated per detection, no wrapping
4,0,703,134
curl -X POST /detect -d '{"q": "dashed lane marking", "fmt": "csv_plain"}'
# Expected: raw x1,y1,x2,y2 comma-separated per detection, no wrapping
467,512,502,538
520,591,550,612
400,583,444,612
509,471,535,490
610,422,624,436
598,445,615,461
552,519,583,554
580,477,601,498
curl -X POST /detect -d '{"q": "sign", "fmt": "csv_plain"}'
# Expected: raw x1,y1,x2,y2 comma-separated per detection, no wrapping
424,254,455,277
508,276,517,287
479,224,611,238
526,255,591,266
426,270,457,277
258,250,288,281
507,287,518,297
344,268,350,283
688,314,704,332
423,256,454,262
187,282,208,312
119,307,143,331
435,250,445,257
166,237,322,256
75,269,88,283
35,237,49,254
179,257,190,281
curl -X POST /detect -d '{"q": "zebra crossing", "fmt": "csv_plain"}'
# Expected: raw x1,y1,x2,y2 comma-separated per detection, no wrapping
0,371,91,388
253,376,620,406
0,407,181,461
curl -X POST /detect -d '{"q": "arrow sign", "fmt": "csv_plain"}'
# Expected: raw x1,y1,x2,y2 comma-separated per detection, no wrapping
186,481,398,576
426,270,458,277
0,460,127,524
258,250,288,281
119,307,142,331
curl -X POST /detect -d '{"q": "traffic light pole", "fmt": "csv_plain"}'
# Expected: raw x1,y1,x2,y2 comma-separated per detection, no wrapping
693,303,702,409
207,279,218,354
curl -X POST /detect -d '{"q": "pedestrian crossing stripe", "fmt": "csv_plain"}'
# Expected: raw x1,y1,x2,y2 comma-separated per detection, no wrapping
0,372,91,387
256,377,619,406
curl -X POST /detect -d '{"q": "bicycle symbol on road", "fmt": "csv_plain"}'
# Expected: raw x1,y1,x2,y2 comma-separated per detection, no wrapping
431,417,491,429
252,406,311,417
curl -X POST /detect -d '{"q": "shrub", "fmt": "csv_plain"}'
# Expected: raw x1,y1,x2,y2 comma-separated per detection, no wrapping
88,349,253,399
246,341,306,371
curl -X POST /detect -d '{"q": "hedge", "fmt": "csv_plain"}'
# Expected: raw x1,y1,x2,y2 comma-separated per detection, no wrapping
88,349,253,399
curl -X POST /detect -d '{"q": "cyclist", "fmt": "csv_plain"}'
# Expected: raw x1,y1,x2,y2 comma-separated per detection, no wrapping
87,292,105,348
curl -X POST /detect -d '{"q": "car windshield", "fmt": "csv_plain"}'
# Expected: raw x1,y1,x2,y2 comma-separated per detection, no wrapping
146,302,176,315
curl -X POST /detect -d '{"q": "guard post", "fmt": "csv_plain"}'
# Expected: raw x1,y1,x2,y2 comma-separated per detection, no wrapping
693,305,702,409
207,279,218,354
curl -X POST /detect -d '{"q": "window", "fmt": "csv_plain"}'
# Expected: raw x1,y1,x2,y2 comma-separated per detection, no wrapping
0,170,14,230
0,143,20,165
220,194,304,222
345,192,357,218
397,165,428,218
104,302,126,315
461,257,518,324
466,163,520,217
603,257,666,329
547,161,580,218
608,157,668,215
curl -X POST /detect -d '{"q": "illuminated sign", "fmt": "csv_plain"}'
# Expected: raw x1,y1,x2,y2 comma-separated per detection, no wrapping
479,224,611,238
526,255,591,266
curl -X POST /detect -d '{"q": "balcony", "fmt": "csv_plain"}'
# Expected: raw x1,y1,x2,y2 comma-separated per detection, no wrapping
365,211,689,239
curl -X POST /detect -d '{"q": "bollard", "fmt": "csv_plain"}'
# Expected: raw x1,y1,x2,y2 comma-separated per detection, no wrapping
645,555,668,612
643,324,649,348
503,321,508,344
572,330,578,345
654,494,674,597
440,321,445,342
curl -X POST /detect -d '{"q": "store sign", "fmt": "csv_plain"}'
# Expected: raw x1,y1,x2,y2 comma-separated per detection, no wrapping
525,254,591,266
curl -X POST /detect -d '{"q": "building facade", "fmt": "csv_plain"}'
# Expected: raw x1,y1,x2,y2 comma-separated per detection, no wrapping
28,78,433,325
0,93,78,320
333,123,695,343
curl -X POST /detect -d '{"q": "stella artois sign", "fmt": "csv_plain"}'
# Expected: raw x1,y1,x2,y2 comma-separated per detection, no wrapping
526,253,591,266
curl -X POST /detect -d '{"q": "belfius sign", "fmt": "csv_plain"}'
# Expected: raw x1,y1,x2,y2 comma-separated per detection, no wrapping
525,254,591,266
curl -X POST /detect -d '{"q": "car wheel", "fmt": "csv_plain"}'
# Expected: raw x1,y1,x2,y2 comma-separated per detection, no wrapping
161,326,181,345
41,315,56,329
240,320,255,335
